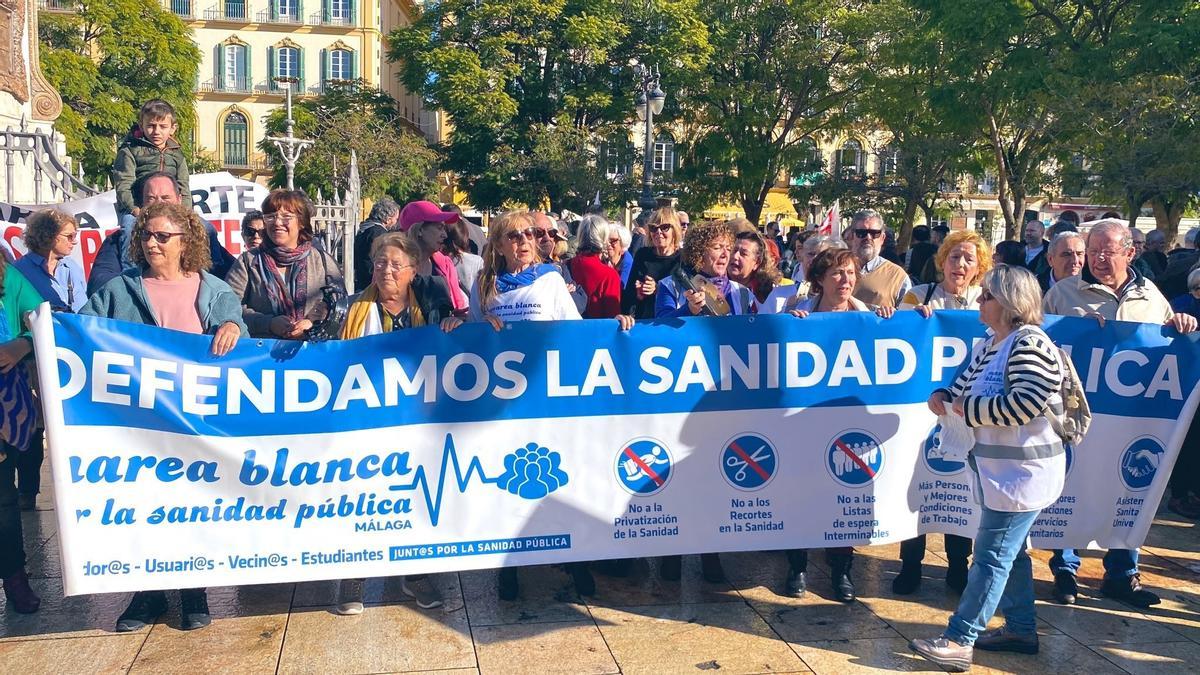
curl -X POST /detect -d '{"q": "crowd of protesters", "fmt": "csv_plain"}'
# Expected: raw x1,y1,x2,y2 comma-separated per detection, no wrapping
0,101,1197,673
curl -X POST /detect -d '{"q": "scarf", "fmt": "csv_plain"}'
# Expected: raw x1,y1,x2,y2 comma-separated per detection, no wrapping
0,301,35,451
255,240,313,321
694,267,731,297
497,263,556,293
340,284,425,339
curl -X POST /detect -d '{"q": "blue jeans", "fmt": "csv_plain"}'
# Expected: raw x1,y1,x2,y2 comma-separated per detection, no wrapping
945,507,1040,645
118,212,137,267
1049,548,1138,580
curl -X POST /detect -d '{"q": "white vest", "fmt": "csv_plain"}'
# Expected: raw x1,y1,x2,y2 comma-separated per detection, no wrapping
969,327,1066,512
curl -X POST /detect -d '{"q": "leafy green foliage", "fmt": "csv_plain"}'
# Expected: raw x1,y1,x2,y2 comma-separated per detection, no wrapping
388,0,710,211
258,81,439,202
39,0,200,184
673,0,873,225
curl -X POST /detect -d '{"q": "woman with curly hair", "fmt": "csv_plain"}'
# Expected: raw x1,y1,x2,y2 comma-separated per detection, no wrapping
82,201,248,633
225,189,344,339
653,219,752,584
655,220,755,318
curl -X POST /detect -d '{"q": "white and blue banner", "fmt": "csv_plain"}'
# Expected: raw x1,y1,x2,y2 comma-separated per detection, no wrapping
31,307,1200,595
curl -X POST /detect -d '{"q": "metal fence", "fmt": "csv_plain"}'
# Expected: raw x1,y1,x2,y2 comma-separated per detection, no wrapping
309,151,360,286
0,118,99,204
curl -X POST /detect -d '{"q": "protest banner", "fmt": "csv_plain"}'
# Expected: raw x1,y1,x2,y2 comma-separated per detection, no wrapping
0,173,269,277
31,308,1200,596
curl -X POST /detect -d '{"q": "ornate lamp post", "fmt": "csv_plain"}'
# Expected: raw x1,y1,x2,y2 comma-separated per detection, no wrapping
267,78,313,190
634,64,666,211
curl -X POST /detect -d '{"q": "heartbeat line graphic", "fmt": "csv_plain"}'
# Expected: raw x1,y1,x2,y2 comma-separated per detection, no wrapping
388,434,501,527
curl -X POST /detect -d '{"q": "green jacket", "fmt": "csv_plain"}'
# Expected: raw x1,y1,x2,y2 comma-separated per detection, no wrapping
111,126,190,215
81,269,249,336
2,264,45,341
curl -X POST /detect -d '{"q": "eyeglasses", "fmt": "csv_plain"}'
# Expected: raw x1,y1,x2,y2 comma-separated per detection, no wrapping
374,260,413,272
57,231,78,242
533,227,555,239
853,228,884,239
262,212,297,226
979,290,996,304
608,238,621,245
139,230,185,244
505,228,535,242
649,224,673,234
1087,248,1128,261
242,227,265,241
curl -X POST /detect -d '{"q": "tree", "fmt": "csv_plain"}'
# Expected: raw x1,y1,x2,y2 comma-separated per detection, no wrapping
673,0,873,226
809,0,981,250
1046,1,1200,241
388,0,710,212
259,81,439,201
911,0,1082,240
38,0,201,184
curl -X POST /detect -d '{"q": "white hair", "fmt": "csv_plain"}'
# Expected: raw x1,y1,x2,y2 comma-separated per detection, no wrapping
804,234,847,252
983,265,1044,327
610,221,631,248
1086,218,1132,250
1049,230,1084,256
575,214,610,254
1188,267,1200,290
1187,227,1200,248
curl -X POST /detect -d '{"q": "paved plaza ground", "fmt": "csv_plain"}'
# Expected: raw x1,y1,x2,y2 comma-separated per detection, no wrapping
3,462,1199,674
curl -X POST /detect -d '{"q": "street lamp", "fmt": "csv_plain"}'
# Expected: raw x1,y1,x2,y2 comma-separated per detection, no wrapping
267,78,313,190
634,64,665,211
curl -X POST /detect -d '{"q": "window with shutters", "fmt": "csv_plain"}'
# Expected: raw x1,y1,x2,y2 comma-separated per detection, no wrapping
837,139,864,179
223,44,246,91
277,0,299,20
653,133,675,175
277,47,300,80
329,0,351,23
224,112,249,167
330,49,352,81
224,0,246,19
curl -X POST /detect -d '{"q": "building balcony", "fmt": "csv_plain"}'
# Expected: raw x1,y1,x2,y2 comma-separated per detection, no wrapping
163,0,194,19
197,78,255,94
224,152,272,172
37,0,77,12
201,3,250,21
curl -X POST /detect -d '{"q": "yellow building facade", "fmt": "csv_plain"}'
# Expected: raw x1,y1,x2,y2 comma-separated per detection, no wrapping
161,0,427,180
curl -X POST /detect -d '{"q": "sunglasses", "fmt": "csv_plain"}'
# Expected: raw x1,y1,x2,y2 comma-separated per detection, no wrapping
533,227,555,239
649,224,674,234
853,228,884,239
58,231,78,242
139,230,185,244
506,228,536,242
242,227,265,240
979,290,994,303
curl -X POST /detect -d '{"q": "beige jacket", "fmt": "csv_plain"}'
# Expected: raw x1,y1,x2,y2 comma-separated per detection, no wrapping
1042,269,1173,324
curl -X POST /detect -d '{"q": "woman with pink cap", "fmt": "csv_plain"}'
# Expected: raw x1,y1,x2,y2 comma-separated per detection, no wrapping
399,200,470,315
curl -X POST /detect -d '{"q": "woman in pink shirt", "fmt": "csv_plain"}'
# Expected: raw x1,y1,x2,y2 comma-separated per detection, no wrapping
81,201,247,633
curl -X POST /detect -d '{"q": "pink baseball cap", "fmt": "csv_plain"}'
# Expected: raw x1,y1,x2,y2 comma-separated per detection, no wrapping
400,200,460,232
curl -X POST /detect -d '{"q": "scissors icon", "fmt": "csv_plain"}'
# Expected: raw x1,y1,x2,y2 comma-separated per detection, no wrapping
726,444,771,482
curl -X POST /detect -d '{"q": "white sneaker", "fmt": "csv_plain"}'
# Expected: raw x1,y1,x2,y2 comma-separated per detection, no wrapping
402,576,444,609
334,578,364,615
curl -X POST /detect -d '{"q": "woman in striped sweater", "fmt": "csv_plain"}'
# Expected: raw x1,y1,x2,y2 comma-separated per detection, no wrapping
910,264,1065,673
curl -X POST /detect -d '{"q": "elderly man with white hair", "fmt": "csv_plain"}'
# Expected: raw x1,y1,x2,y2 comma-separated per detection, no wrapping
847,209,911,308
1036,231,1086,293
1041,218,1196,608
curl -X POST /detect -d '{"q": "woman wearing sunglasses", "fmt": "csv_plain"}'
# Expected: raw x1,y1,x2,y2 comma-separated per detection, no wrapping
622,207,683,318
82,201,248,633
472,210,632,601
239,209,266,254
226,190,345,339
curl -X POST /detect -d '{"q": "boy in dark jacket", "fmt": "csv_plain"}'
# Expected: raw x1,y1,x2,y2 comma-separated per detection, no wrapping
111,99,190,264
